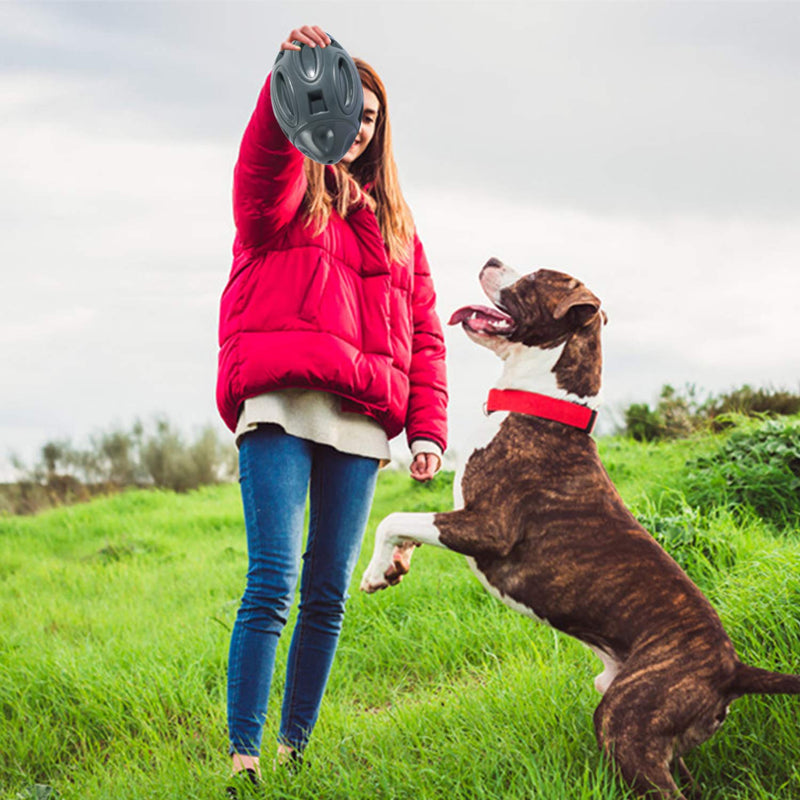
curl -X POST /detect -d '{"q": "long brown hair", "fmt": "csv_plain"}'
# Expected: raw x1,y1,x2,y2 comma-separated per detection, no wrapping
303,58,414,263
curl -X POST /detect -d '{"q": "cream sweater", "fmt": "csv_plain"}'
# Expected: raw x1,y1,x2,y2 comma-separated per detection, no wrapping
235,389,442,469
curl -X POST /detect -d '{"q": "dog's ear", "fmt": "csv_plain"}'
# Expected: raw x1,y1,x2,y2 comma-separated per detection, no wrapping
553,287,602,328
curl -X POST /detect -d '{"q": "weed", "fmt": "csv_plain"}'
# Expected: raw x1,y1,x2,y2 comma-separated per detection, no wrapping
681,418,800,530
631,494,737,592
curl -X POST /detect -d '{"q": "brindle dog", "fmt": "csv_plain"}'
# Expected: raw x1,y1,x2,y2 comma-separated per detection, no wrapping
361,258,800,799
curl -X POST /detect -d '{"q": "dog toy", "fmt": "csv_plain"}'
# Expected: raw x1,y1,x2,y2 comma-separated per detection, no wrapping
270,33,363,164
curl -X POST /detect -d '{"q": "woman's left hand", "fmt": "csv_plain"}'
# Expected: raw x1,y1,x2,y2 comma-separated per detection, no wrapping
280,25,330,51
410,452,440,482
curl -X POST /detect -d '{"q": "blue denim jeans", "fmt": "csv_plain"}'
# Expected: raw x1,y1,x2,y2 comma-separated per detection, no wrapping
227,424,379,756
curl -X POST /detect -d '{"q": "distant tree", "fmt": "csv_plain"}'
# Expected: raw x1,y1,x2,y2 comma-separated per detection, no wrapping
9,416,237,512
624,402,662,442
92,428,142,486
41,441,63,478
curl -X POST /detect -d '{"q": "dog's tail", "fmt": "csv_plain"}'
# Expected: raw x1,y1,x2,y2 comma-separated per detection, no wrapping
731,662,800,697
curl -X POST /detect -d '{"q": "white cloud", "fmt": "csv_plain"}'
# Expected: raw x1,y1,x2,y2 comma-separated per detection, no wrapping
3,2,800,480
0,70,234,477
0,307,97,345
0,3,64,46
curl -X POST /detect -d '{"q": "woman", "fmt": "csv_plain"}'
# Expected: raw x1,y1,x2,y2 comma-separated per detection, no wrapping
216,25,448,787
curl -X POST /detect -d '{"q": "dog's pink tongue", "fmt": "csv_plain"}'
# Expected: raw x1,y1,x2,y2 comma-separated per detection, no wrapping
449,305,515,335
448,305,504,325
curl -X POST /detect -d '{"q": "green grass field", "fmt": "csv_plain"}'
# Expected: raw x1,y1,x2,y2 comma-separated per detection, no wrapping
2,425,799,799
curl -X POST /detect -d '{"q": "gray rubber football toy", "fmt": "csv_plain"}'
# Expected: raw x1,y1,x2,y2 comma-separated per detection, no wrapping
270,34,364,164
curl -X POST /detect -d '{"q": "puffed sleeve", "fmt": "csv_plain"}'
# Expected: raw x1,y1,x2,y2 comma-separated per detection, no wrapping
233,73,307,248
405,232,448,452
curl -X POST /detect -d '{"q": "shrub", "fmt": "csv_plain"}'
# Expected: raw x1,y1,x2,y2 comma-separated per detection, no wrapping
623,403,662,442
621,384,707,441
620,383,800,441
681,418,800,530
705,385,800,428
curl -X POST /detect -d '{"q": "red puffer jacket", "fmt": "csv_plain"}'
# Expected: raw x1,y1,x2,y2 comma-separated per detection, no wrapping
216,74,448,451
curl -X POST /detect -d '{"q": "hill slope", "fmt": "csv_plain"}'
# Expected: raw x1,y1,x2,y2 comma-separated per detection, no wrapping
1,423,799,799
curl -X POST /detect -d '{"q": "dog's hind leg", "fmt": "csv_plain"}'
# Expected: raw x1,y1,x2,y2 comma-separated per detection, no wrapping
594,694,686,800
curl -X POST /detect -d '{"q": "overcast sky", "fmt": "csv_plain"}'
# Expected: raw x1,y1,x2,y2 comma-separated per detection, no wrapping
2,1,799,476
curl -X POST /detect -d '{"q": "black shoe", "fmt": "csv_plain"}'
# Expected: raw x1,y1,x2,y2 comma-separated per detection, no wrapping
225,768,260,799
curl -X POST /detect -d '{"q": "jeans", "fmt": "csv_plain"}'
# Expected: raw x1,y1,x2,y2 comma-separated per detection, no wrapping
227,424,379,755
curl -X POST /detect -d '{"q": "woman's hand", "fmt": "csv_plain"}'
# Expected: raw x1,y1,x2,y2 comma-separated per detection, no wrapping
280,25,331,51
410,452,440,483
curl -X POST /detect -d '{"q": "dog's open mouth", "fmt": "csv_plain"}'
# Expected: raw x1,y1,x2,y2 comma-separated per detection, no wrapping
448,305,515,336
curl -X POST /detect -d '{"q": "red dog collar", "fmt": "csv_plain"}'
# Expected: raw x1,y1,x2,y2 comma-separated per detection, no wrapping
486,389,598,434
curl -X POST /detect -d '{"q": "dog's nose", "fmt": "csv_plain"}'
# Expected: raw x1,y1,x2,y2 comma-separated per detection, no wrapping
481,257,505,279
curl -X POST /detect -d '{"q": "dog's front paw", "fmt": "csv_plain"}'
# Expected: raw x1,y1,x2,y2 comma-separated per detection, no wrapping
360,563,390,593
360,543,417,594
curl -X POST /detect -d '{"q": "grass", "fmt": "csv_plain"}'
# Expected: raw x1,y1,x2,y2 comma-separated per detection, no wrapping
2,424,800,799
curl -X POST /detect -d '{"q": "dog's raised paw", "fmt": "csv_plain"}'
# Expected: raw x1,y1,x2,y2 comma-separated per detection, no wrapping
359,569,390,593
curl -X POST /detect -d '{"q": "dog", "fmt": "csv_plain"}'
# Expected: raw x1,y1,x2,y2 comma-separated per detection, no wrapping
360,258,800,799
